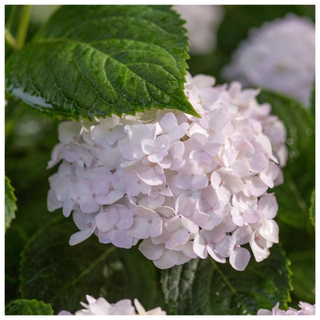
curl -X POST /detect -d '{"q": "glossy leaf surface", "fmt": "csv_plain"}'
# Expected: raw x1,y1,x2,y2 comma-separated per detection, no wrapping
6,5,198,120
20,218,162,314
161,246,291,315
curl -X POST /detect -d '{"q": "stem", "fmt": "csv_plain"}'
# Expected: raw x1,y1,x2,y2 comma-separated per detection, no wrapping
5,28,17,49
15,5,31,50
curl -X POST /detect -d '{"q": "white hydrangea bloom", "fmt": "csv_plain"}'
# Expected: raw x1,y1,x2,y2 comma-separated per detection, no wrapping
223,14,315,107
257,301,315,315
47,72,287,271
174,5,224,54
58,295,166,315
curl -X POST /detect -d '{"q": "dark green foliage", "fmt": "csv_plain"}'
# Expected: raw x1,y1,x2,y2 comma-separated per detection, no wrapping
5,299,53,315
20,218,163,314
257,90,315,228
161,246,292,315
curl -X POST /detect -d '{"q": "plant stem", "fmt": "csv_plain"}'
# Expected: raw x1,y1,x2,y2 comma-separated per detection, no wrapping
15,5,31,50
5,28,17,49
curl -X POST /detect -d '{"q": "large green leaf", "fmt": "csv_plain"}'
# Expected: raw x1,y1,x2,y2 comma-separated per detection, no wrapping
288,249,315,305
257,90,315,228
5,299,53,315
5,5,198,120
5,175,17,231
20,217,164,314
161,246,292,315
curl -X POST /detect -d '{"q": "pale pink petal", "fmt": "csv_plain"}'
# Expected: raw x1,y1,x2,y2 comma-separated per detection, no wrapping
175,172,192,190
210,171,221,189
159,112,177,132
258,194,278,219
208,108,229,132
95,212,114,232
126,216,149,239
141,139,155,155
192,211,210,227
139,238,164,260
260,162,280,188
118,208,134,230
230,247,251,271
260,220,279,243
193,233,207,259
248,151,269,172
174,229,189,245
246,177,268,197
207,243,226,263
47,189,62,212
137,168,163,186
111,230,133,249
79,197,100,214
106,208,120,225
150,217,163,237
232,160,250,178
165,216,181,232
215,235,235,257
223,171,244,195
62,199,75,217
69,226,95,246
153,250,177,269
233,225,252,245
192,174,208,190
76,179,92,197
243,209,261,224
93,178,109,196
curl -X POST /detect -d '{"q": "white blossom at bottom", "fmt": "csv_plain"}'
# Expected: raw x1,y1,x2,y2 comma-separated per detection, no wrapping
257,301,315,316
58,295,166,316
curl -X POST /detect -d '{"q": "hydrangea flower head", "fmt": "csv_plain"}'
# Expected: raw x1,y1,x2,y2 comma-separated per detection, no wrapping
48,72,287,271
223,14,315,106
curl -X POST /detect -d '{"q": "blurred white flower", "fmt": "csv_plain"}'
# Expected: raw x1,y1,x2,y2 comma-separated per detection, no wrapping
58,295,166,315
174,5,224,54
223,14,315,107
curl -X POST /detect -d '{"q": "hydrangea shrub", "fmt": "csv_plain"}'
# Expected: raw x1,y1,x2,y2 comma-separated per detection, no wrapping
47,72,287,271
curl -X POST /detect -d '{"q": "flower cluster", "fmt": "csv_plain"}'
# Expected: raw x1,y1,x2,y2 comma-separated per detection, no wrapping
257,301,315,316
58,295,166,315
223,14,315,107
174,5,224,55
47,72,287,271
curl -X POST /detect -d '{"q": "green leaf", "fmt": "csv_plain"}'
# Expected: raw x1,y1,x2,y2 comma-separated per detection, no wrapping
5,5,198,120
288,249,315,305
257,90,315,228
20,217,163,314
309,190,315,227
5,175,17,231
161,246,292,315
5,299,53,315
